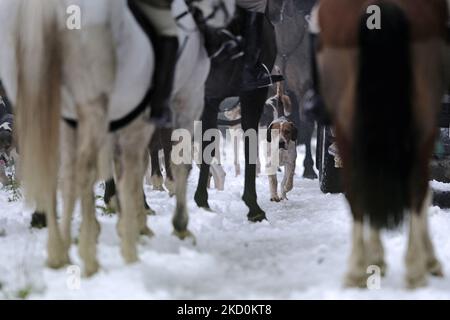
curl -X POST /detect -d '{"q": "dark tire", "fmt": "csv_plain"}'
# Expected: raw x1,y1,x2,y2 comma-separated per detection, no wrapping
316,124,323,171
318,125,343,194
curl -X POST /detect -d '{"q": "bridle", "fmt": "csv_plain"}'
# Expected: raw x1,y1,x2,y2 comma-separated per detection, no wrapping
174,0,234,61
176,0,231,28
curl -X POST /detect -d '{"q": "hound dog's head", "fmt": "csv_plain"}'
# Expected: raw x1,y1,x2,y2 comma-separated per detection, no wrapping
267,117,297,150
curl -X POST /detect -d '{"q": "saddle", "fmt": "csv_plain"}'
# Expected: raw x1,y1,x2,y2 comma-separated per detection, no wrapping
318,0,448,48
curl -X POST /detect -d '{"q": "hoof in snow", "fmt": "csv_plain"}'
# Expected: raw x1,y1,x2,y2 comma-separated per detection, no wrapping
194,191,210,210
172,229,196,245
46,254,69,270
344,273,368,289
140,226,155,238
247,210,267,223
303,167,318,180
84,261,100,278
427,259,444,277
146,206,156,216
151,175,164,191
406,274,427,289
31,212,47,229
270,196,281,202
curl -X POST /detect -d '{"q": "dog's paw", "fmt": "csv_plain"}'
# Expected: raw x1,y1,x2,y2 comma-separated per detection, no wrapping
270,195,281,202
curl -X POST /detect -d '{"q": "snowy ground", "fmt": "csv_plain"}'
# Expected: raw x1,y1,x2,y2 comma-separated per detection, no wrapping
1,142,450,300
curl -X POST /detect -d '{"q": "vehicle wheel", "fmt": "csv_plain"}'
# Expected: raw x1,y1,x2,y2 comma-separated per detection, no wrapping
316,124,323,172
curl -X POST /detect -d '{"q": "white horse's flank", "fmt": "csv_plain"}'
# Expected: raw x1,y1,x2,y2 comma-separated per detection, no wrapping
0,0,235,275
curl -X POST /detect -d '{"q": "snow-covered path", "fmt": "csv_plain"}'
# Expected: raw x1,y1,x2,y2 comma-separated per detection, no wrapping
1,145,450,299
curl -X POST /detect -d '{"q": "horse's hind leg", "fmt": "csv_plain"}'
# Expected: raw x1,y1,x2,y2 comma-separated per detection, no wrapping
405,211,428,288
46,194,69,269
421,190,443,277
76,98,106,276
172,163,194,241
116,116,154,263
60,122,77,256
344,216,368,288
367,228,386,276
240,89,267,222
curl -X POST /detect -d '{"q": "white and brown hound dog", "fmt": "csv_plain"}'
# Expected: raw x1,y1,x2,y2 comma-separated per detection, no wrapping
266,117,297,202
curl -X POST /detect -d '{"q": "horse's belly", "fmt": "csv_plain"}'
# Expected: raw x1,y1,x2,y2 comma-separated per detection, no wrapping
61,5,154,123
108,8,154,122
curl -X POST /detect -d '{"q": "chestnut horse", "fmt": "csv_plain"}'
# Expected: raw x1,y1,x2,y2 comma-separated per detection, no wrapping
315,0,449,288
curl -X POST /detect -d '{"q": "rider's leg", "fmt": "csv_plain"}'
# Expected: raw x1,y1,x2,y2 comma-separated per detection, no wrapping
132,0,179,126
237,0,283,91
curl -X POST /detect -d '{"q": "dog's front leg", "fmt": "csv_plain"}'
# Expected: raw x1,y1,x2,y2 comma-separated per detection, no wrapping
269,174,281,202
281,163,295,200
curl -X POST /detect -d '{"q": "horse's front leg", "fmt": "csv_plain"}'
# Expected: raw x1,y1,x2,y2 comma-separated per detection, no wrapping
161,127,175,196
172,163,195,241
149,130,164,191
421,190,443,277
116,117,154,264
344,210,368,288
240,89,267,222
195,99,221,209
301,119,318,180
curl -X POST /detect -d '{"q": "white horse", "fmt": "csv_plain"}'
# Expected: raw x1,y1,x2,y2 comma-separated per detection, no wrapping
0,0,235,276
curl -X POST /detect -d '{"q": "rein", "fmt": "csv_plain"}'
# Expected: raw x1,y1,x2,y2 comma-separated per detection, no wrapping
278,16,308,91
176,0,230,30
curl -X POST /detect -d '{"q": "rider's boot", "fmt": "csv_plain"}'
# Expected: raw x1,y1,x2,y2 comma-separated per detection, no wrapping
241,11,283,92
149,35,179,127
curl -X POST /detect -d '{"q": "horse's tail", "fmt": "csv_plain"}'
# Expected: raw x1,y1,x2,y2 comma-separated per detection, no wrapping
352,1,415,229
15,0,61,212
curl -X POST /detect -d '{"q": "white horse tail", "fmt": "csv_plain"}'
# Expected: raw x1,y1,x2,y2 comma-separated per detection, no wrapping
16,0,61,211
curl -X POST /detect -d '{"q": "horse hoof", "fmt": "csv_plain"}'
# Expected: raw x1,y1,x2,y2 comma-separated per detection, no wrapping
46,254,69,270
84,261,100,278
172,229,196,245
146,207,156,216
247,210,267,223
428,259,444,277
165,179,175,196
194,191,210,210
30,212,47,229
344,272,368,289
303,168,318,180
270,196,281,202
140,226,155,237
406,274,427,289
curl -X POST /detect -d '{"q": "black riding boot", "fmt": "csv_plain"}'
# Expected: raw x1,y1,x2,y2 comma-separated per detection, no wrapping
150,36,179,127
241,12,283,92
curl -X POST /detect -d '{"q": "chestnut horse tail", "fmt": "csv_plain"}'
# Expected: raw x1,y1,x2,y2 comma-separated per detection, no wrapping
15,0,61,212
351,2,415,229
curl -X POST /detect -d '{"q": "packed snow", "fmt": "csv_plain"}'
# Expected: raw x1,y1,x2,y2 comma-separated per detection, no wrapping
1,141,450,300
